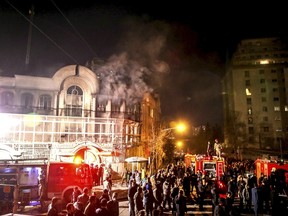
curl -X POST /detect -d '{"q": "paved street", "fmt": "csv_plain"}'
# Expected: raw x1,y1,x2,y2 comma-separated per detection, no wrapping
2,199,274,216
1,182,278,216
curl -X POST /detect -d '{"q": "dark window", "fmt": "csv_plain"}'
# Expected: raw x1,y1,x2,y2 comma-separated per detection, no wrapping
244,71,250,77
247,98,252,105
21,93,33,108
245,80,250,86
39,95,52,110
0,91,14,105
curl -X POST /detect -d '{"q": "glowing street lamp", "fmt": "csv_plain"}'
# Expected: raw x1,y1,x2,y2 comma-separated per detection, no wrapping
176,140,183,148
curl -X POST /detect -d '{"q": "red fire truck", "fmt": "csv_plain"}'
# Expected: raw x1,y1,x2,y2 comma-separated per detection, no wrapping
0,159,93,214
184,154,225,180
254,158,288,184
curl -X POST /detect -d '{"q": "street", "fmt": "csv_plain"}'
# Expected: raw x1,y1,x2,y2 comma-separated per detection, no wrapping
1,182,278,216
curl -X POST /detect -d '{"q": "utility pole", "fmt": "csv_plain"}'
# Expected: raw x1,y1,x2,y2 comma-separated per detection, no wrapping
25,5,35,71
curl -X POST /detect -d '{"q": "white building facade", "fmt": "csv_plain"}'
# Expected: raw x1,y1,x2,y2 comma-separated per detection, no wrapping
0,65,142,165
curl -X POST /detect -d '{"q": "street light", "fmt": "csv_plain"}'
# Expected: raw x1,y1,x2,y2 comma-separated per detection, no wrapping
150,121,188,174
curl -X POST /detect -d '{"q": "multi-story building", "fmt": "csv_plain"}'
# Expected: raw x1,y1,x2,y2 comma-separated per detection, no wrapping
0,64,160,169
222,37,288,151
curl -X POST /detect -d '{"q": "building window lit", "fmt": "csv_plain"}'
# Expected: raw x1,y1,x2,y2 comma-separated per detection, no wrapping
285,105,288,111
65,85,83,117
274,106,280,111
246,88,252,96
149,107,154,118
248,107,252,115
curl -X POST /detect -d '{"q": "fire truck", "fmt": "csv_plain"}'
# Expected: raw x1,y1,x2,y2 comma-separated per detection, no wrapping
255,158,288,184
0,159,93,214
184,154,225,180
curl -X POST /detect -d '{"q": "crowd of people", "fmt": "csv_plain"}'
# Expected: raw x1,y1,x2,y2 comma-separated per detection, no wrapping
47,187,119,216
46,145,288,216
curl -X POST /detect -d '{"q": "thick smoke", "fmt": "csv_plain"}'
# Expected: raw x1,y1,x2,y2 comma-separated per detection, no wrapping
95,17,171,103
96,53,153,103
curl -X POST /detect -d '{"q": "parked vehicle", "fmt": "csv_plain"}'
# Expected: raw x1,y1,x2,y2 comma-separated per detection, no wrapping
0,159,93,214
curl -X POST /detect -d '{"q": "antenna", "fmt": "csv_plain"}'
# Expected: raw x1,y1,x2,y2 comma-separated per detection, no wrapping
25,5,35,70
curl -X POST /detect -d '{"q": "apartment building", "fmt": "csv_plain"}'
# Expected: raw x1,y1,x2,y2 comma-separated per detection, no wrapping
222,37,288,150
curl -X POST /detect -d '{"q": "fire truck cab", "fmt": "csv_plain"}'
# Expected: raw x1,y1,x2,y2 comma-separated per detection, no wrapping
0,159,93,214
185,154,225,180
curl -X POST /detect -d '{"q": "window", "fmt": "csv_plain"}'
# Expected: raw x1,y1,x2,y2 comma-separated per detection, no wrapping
246,88,251,96
263,107,268,112
246,98,252,105
248,117,253,124
244,71,250,77
275,116,281,121
21,93,33,108
248,127,254,134
65,85,83,117
272,88,278,92
259,69,265,74
39,95,52,110
245,80,251,86
248,108,252,115
274,106,280,111
261,97,266,102
272,79,277,83
0,91,14,106
261,88,266,93
263,127,269,132
285,106,288,111
263,116,268,121
260,79,265,84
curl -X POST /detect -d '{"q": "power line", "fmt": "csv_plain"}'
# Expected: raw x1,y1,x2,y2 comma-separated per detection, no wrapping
5,0,80,64
50,0,97,57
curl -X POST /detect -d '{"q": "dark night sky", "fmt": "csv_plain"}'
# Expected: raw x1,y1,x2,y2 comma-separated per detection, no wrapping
1,0,287,127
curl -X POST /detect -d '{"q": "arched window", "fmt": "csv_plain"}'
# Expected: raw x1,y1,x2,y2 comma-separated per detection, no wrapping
65,85,83,116
39,94,52,110
21,93,34,113
21,93,33,108
0,91,14,106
